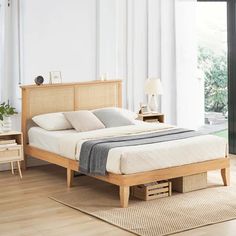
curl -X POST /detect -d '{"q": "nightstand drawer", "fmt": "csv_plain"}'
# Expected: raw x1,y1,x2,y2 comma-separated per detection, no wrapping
0,145,22,162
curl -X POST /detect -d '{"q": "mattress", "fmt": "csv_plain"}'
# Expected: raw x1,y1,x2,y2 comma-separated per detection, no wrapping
28,127,77,157
28,124,228,175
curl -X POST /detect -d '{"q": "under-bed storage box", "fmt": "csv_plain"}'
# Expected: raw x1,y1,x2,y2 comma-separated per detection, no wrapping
132,181,172,201
172,172,207,193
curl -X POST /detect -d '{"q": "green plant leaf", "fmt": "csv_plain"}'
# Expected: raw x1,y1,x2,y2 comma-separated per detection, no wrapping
0,102,17,117
198,46,227,114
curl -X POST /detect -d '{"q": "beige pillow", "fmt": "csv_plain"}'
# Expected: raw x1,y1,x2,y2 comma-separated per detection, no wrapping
64,110,105,132
32,112,73,131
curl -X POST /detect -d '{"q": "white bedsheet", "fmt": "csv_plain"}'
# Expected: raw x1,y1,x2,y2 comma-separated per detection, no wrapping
28,127,77,156
28,123,228,175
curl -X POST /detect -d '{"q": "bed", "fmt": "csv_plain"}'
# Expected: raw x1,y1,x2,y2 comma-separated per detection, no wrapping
21,80,230,208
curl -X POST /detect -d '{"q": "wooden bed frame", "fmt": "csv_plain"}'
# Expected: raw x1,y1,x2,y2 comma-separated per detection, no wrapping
21,80,230,208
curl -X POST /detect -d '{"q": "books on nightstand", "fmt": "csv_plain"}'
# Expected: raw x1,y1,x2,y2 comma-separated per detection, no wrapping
0,139,17,147
146,119,159,123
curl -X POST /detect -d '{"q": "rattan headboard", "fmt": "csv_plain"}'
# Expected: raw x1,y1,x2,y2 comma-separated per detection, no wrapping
21,80,122,145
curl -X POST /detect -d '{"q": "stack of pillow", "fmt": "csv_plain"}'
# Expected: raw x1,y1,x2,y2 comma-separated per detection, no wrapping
32,107,138,132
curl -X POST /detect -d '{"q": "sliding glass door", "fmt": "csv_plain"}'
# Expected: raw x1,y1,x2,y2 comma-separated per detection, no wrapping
198,0,236,154
197,1,228,139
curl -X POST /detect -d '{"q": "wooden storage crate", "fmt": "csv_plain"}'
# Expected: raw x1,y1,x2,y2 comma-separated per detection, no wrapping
132,181,172,201
172,172,207,193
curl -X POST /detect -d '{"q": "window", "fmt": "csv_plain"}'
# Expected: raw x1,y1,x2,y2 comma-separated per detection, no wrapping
197,1,228,140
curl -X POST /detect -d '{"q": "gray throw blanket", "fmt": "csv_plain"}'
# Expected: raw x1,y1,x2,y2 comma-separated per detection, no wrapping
79,128,202,176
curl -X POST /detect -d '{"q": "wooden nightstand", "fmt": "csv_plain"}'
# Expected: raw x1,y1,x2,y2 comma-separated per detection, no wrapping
137,113,164,123
0,131,23,178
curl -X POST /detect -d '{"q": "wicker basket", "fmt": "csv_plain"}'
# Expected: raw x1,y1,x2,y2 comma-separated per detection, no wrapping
132,181,172,201
172,172,207,193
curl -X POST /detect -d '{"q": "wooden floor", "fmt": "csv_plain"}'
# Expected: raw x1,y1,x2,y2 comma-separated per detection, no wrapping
1,162,236,236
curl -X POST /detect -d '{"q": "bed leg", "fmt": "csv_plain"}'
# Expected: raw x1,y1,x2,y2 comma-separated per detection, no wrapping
119,186,130,208
221,167,230,186
67,168,74,188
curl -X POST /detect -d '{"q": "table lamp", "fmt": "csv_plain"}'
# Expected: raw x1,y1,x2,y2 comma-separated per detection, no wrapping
144,78,163,112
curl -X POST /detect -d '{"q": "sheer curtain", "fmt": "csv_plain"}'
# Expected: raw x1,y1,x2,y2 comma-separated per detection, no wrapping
174,0,203,129
0,0,21,133
9,0,21,111
0,0,7,102
159,0,200,128
124,0,201,128
0,0,21,109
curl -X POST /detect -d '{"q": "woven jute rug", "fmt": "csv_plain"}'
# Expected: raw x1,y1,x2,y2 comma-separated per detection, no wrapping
50,168,236,236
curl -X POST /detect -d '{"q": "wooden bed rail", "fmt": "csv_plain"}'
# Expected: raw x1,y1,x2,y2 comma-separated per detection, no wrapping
25,144,230,207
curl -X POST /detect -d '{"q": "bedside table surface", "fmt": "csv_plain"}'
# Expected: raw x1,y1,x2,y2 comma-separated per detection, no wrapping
138,113,164,117
0,131,22,136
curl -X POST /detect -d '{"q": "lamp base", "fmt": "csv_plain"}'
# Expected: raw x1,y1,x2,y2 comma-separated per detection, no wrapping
148,95,158,112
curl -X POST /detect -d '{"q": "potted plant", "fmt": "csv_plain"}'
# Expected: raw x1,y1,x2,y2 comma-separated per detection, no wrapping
0,102,17,132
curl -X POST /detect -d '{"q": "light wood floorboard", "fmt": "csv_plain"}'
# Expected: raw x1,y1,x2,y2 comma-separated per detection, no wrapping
0,158,236,236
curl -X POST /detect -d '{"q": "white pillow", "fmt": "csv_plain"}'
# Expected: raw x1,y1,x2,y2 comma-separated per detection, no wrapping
92,107,138,121
64,110,105,132
32,112,73,131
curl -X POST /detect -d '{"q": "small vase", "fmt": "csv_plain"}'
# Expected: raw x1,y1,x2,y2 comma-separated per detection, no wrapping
1,116,12,132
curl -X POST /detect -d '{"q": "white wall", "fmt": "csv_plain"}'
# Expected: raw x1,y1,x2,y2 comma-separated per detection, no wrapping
21,0,97,85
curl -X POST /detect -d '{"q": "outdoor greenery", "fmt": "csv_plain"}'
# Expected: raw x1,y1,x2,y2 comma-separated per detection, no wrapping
0,102,17,121
198,47,227,114
213,129,228,139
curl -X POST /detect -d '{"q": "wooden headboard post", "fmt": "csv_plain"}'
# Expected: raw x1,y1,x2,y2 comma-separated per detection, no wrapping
20,80,122,168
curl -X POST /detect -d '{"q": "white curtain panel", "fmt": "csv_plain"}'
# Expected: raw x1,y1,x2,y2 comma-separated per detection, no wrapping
9,0,21,111
0,0,7,102
126,0,148,111
0,0,21,109
175,0,203,129
124,0,201,128
158,0,200,128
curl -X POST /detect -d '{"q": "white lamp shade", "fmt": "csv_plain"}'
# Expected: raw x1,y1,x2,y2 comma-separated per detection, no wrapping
144,78,163,95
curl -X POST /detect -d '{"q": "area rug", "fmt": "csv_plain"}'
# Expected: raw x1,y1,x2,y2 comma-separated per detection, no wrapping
50,170,236,236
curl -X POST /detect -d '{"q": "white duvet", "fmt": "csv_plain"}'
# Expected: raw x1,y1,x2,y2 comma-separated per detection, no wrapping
29,122,228,174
